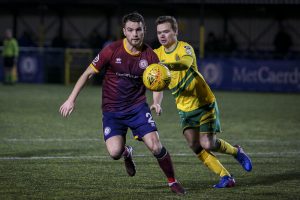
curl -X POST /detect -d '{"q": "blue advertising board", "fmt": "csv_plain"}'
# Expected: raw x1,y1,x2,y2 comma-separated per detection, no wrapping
199,58,300,93
17,52,44,83
0,51,44,83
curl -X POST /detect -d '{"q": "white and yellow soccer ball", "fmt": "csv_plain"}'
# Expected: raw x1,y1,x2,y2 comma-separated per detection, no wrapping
143,63,171,91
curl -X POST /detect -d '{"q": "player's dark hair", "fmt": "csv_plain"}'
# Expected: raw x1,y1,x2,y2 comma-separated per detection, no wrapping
155,16,178,32
122,12,146,30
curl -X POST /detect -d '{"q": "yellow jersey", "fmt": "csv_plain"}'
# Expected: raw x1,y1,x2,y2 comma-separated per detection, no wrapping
154,41,215,112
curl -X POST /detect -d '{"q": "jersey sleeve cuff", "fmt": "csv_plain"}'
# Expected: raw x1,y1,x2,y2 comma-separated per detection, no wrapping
89,64,99,73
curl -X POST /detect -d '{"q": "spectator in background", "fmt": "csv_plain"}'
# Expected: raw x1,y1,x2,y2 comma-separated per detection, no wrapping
18,31,36,47
2,29,19,85
220,32,237,53
205,32,219,55
273,23,292,58
88,30,104,49
52,34,67,48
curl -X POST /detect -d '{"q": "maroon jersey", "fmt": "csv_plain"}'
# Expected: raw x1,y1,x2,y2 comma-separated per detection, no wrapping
90,39,159,112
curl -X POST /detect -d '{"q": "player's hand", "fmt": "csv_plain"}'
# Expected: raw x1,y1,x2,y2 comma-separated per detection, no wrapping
59,100,75,117
150,104,162,116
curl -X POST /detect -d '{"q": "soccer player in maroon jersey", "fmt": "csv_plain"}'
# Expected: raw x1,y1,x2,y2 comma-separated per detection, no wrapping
59,12,185,195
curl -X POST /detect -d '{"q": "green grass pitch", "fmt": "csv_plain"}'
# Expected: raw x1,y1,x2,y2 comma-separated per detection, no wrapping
0,84,300,199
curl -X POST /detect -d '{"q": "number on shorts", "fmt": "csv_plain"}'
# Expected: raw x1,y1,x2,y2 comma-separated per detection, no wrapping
146,112,154,124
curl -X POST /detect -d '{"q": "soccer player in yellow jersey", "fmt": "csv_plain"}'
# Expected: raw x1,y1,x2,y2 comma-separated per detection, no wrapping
151,16,252,188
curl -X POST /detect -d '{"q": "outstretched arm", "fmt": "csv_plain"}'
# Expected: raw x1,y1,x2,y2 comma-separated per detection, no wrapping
150,91,164,116
59,66,95,117
161,55,193,71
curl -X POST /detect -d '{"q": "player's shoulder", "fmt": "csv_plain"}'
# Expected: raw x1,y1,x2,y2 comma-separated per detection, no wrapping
178,41,193,50
178,41,194,56
107,39,123,49
100,39,123,56
153,45,164,54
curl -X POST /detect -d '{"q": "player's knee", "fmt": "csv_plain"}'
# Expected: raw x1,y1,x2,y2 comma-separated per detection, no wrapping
187,140,201,152
200,140,214,150
110,154,122,160
150,144,162,155
148,140,163,155
143,132,162,155
154,146,167,159
200,133,217,150
108,150,123,160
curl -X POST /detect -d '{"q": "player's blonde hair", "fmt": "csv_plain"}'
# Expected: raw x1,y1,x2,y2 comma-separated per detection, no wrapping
155,16,178,32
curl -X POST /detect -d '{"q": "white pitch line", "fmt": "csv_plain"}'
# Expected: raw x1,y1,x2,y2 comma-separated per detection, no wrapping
3,138,101,142
2,138,298,144
0,152,299,160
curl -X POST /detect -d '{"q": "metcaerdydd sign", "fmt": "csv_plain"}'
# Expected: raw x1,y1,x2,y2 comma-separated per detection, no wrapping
199,58,300,93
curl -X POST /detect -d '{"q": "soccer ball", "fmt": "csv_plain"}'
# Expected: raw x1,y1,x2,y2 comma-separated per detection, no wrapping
143,63,171,91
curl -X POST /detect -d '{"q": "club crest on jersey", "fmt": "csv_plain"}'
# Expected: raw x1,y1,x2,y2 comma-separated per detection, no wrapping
139,59,148,69
184,46,192,55
115,58,122,64
92,55,99,66
104,127,111,136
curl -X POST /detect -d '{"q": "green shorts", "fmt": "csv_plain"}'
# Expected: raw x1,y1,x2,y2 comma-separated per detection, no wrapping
178,101,221,133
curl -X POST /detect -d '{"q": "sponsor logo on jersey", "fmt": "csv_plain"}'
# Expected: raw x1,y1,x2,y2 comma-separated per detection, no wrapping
115,58,122,64
116,72,139,79
104,127,111,136
139,59,148,69
92,55,99,66
184,45,192,55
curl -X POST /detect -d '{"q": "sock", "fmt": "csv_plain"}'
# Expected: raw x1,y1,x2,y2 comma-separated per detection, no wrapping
216,139,238,156
154,147,176,184
198,149,230,177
